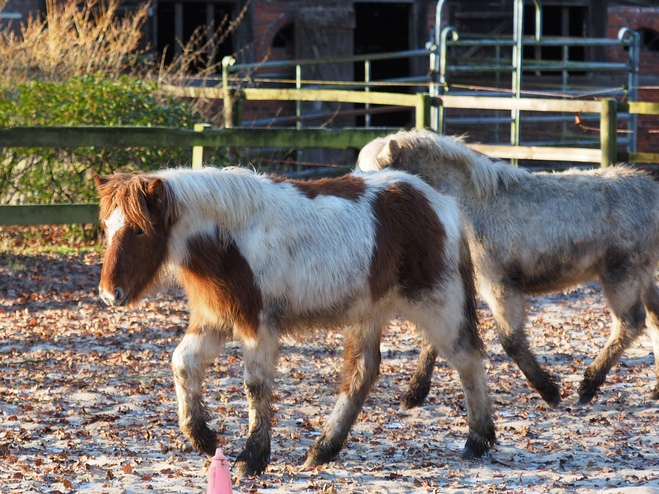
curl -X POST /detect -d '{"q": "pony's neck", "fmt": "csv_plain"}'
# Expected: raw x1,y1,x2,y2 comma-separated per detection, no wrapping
428,169,468,198
160,168,268,235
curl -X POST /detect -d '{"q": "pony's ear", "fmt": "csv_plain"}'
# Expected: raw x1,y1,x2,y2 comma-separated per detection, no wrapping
387,139,401,163
377,139,401,167
145,178,164,200
94,174,109,189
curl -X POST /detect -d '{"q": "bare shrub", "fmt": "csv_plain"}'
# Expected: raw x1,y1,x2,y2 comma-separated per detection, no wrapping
0,0,150,85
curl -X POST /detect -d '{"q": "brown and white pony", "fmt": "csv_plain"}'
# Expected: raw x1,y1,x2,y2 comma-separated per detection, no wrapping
94,167,496,476
358,129,659,409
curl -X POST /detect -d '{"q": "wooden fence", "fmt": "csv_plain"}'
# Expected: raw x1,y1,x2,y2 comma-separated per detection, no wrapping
1,89,658,226
163,85,659,168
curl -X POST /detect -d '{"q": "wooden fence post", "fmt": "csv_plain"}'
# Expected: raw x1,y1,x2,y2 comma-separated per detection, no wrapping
437,99,445,135
415,93,432,130
600,99,617,168
192,123,211,169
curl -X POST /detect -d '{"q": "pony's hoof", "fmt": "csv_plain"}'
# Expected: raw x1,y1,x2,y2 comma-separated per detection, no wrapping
234,451,268,478
459,430,496,460
400,390,427,411
234,460,257,478
302,438,342,470
537,386,561,409
648,387,659,400
529,372,561,409
300,455,321,471
187,423,218,458
577,392,596,406
578,368,605,405
577,376,598,405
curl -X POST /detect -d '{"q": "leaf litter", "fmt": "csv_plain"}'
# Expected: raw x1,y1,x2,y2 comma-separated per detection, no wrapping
1,251,658,493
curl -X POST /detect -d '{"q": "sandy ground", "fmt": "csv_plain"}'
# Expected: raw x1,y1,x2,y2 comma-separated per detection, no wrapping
1,250,658,493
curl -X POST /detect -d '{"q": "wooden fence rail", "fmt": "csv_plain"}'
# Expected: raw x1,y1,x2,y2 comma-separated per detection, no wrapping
162,85,659,167
0,127,394,227
0,127,393,150
2,89,659,226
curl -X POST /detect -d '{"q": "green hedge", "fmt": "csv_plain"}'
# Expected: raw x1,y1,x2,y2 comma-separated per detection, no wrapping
0,75,205,205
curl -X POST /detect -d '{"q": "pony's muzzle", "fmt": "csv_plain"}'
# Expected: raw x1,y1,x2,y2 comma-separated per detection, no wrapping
99,286,128,307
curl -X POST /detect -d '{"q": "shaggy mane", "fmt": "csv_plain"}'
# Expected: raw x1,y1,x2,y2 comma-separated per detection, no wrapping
97,173,175,234
358,130,530,200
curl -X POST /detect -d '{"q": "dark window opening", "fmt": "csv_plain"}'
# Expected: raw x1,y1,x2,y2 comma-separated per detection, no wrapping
354,2,411,127
523,5,587,63
157,2,234,73
639,27,659,52
273,23,294,48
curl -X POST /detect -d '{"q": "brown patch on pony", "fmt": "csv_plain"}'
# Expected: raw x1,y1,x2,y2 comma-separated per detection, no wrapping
95,174,176,305
269,175,366,202
180,232,263,341
368,182,447,301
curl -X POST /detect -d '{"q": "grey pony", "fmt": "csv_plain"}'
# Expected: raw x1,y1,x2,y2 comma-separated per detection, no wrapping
357,129,659,408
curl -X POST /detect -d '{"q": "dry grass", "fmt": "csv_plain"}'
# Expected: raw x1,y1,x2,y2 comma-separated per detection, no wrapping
0,0,249,124
155,1,253,127
0,0,149,85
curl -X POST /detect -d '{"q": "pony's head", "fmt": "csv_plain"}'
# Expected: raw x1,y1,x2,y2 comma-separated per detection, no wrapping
95,173,175,307
357,130,454,174
357,134,406,172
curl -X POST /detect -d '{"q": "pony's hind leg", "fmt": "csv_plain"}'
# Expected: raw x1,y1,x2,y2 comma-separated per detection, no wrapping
411,305,496,459
578,276,648,405
643,284,659,400
302,316,387,469
400,340,437,410
484,286,561,408
172,325,225,458
452,347,497,459
235,327,280,477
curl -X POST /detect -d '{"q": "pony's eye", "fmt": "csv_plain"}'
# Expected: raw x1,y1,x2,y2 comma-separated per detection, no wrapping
135,227,144,236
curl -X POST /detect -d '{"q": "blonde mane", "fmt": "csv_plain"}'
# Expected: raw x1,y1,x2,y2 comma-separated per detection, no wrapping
357,130,530,200
97,167,271,236
96,173,176,235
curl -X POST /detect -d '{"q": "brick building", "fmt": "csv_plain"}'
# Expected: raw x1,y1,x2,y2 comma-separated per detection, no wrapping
3,1,656,87
2,0,657,143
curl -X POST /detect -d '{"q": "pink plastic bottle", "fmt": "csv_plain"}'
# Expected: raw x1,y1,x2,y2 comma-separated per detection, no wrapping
206,448,233,494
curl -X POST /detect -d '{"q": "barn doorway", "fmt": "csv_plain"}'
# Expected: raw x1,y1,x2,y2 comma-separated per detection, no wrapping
156,1,234,72
354,2,412,127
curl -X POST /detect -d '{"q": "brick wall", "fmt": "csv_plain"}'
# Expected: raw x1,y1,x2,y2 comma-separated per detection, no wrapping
243,2,298,126
607,7,659,76
254,1,294,62
607,7,659,153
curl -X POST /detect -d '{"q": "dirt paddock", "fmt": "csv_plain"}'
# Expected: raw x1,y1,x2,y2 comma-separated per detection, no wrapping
1,250,658,493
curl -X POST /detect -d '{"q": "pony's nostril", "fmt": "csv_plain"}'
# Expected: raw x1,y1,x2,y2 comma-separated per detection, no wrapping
114,287,124,301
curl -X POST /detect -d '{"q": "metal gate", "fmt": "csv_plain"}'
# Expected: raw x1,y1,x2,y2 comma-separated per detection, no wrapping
429,0,641,157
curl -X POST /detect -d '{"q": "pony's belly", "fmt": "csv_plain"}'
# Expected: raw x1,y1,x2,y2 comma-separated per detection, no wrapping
263,287,388,335
478,254,600,295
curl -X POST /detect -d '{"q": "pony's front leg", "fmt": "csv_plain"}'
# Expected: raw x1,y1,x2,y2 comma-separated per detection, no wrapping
643,284,659,400
234,327,280,477
484,286,561,408
172,324,225,457
303,319,385,469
